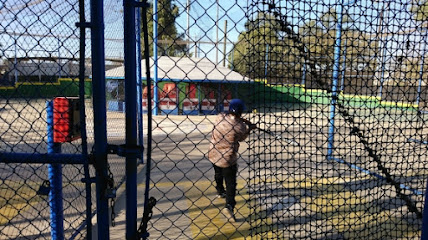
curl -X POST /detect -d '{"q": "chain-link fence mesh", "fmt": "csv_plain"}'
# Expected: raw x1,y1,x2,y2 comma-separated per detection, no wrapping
1,0,428,239
124,0,428,239
0,0,94,239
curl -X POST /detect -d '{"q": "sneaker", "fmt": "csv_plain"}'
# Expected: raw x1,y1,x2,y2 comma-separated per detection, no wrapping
222,207,235,222
216,192,226,199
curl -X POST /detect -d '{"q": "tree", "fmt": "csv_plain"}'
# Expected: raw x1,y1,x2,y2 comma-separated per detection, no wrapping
231,12,304,84
230,8,377,86
142,0,188,57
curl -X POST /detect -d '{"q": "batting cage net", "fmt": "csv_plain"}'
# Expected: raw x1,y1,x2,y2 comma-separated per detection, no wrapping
137,0,428,239
245,0,428,239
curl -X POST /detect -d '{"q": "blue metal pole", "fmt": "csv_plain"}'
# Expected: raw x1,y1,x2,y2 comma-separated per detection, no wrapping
124,0,138,238
416,32,427,106
14,41,17,84
90,0,109,238
377,6,390,100
327,1,345,160
136,3,144,163
46,100,64,240
340,38,348,93
378,41,388,99
301,61,307,86
265,44,269,80
422,178,428,240
197,83,201,114
153,0,159,115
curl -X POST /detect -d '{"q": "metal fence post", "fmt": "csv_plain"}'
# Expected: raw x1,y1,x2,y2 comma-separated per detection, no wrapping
153,0,159,115
90,0,110,238
77,0,92,238
124,0,138,238
46,100,64,240
327,0,345,160
137,5,145,164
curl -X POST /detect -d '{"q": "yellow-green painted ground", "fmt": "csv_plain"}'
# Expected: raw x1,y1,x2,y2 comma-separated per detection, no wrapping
0,180,40,225
2,175,423,239
180,176,421,239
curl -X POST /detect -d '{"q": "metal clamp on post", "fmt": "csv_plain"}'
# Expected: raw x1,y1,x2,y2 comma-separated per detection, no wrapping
75,22,93,29
128,0,150,8
107,144,144,159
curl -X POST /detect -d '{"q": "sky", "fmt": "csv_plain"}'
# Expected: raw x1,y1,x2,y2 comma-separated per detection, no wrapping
1,0,426,68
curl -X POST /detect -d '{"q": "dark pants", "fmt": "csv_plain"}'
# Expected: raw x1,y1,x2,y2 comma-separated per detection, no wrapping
213,164,237,209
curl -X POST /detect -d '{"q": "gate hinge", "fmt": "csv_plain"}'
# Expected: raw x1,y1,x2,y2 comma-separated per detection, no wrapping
107,144,144,159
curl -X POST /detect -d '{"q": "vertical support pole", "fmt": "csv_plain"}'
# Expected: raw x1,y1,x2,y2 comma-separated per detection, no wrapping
14,40,18,85
416,32,427,106
231,45,234,70
216,0,219,64
90,0,109,238
340,38,348,93
327,1,344,160
422,178,428,240
301,61,306,86
153,0,159,115
377,3,390,100
141,2,155,238
265,44,269,80
46,100,64,240
197,83,201,115
58,38,61,79
217,83,221,113
175,83,180,114
186,0,190,56
378,42,388,99
223,20,227,67
136,3,144,163
124,0,138,238
78,0,91,237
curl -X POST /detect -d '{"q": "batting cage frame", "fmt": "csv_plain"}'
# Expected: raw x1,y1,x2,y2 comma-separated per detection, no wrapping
1,0,428,239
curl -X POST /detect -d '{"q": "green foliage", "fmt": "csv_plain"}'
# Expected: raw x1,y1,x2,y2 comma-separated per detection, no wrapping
230,9,375,85
142,0,189,57
231,12,304,84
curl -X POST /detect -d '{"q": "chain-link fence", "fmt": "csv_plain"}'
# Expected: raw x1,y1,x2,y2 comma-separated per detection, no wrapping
1,0,428,239
131,0,428,239
0,0,95,239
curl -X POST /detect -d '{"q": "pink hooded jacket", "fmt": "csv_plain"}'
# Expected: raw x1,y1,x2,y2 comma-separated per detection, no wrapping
208,113,250,168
